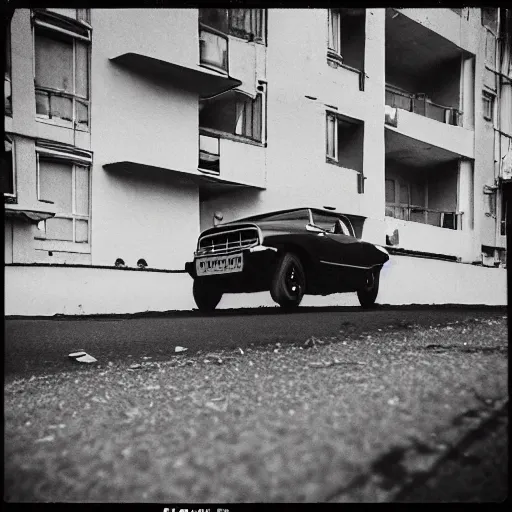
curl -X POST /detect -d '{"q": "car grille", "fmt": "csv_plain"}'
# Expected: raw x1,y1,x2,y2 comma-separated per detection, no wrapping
198,227,260,256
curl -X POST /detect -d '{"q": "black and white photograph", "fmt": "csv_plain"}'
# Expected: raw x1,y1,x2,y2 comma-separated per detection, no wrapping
3,4,510,503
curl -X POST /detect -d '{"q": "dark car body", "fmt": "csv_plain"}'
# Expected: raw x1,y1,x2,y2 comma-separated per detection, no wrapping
185,208,389,306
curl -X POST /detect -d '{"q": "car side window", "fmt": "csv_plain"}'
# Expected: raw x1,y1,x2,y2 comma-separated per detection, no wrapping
312,213,352,236
331,219,351,236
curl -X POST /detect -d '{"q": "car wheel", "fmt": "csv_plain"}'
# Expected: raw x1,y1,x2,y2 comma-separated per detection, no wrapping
270,252,306,309
193,279,223,312
357,268,380,309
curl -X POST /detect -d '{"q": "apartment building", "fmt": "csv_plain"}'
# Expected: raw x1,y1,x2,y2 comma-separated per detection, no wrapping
4,8,509,316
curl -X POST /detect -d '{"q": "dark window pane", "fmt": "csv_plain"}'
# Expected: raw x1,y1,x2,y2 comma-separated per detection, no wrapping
200,8,229,33
199,29,228,73
39,159,72,212
36,90,50,116
75,40,89,99
399,183,409,205
76,100,89,126
35,30,73,92
50,95,73,121
75,166,89,216
2,138,13,195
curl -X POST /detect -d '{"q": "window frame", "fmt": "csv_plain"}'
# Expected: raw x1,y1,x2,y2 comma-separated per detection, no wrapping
327,9,341,57
326,111,339,161
35,146,92,246
482,90,495,122
32,12,91,132
228,8,267,44
3,135,16,199
5,23,12,116
498,188,507,238
199,85,267,145
234,90,264,143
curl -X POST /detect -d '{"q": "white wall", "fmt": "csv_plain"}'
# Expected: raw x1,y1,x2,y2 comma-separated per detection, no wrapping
90,9,202,270
5,255,506,316
93,9,199,70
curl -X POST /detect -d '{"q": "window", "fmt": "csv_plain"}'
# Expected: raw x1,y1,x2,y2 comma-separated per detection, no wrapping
229,9,266,42
385,177,427,222
36,148,91,244
2,136,15,197
326,112,364,173
199,28,228,73
328,9,341,57
326,112,338,160
327,8,366,71
5,25,11,115
485,29,496,69
235,93,262,141
483,91,495,121
199,8,266,44
500,191,508,237
481,8,498,33
200,88,266,143
312,212,352,235
199,8,229,33
33,11,90,130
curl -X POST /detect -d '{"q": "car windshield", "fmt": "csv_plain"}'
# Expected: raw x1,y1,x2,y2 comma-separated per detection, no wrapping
312,212,351,235
245,209,311,223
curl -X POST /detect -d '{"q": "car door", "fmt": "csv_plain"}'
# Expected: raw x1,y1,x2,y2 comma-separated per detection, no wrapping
310,213,373,288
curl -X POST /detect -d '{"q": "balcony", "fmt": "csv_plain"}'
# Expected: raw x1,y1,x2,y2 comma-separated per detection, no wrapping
385,86,461,126
385,205,462,230
385,8,474,135
198,127,265,189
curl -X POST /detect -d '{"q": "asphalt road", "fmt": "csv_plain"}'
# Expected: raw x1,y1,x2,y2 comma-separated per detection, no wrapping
4,306,506,380
4,307,508,502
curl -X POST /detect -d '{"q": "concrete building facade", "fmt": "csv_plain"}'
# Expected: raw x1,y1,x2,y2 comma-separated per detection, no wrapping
4,8,509,316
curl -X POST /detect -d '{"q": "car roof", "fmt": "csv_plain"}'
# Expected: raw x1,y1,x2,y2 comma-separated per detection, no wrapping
228,207,365,223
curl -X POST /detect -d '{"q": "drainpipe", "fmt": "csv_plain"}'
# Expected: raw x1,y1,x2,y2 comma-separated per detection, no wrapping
494,8,502,253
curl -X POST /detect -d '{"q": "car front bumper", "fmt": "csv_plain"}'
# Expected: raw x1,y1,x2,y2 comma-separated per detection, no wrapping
185,245,279,293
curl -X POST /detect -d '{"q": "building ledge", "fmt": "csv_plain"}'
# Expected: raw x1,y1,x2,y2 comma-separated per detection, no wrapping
110,52,242,98
103,161,265,192
5,206,55,223
386,246,459,262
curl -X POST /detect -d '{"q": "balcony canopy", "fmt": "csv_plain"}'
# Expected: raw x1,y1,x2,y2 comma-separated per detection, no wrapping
110,53,241,99
385,128,461,169
103,161,264,195
5,206,55,223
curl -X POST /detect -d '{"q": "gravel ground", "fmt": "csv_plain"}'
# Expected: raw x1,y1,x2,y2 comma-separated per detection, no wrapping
4,315,508,502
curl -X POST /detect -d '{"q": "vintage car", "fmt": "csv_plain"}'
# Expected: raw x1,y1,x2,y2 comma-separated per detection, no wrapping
185,207,389,312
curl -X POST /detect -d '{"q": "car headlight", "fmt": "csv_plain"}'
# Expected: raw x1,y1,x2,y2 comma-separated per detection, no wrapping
374,245,389,256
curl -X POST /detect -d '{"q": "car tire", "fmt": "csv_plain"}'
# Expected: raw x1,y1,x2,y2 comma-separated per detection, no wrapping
270,252,306,309
357,268,380,309
193,279,223,312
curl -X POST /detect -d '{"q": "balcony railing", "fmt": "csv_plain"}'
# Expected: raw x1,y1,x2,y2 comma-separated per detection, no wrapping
385,86,462,127
385,205,463,230
199,27,229,75
199,132,220,174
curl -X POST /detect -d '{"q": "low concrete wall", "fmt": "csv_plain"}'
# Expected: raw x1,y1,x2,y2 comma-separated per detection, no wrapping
5,266,195,317
5,254,507,316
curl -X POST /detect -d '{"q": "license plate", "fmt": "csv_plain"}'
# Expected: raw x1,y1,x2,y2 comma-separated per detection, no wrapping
196,253,243,276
